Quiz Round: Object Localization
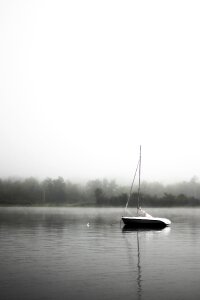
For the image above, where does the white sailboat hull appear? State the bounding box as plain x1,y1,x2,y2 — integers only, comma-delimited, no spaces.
122,216,171,228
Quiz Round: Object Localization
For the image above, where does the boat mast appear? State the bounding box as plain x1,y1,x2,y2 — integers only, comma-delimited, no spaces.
137,145,141,214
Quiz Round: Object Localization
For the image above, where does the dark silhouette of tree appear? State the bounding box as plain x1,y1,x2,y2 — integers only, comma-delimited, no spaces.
94,188,104,205
0,177,200,207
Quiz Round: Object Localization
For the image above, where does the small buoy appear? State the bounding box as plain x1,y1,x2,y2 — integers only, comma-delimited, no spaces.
87,222,90,227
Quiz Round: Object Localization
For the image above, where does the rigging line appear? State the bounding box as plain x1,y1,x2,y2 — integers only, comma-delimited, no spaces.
124,157,140,215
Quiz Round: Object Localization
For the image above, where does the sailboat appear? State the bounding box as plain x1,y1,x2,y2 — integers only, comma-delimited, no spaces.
121,146,171,228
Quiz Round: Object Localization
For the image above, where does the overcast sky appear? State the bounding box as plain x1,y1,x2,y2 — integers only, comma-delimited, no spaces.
0,0,200,184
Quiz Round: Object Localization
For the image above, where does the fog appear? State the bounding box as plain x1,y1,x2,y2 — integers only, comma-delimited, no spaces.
0,0,200,184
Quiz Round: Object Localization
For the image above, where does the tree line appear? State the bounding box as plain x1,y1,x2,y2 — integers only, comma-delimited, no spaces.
0,177,200,206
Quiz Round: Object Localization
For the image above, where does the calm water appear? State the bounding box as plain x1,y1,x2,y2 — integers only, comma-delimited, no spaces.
0,207,200,300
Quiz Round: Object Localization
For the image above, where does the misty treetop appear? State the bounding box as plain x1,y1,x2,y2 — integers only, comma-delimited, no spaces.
0,177,200,206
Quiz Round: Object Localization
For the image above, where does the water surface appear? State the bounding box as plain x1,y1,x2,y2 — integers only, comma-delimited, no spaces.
0,207,200,300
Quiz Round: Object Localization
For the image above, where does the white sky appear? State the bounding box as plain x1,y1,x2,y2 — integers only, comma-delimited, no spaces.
0,0,200,184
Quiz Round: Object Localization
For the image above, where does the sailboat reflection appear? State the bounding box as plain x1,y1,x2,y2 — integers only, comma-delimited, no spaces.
122,227,170,300
122,224,171,231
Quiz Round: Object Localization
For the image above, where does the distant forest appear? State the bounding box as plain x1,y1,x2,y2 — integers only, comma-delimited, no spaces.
0,177,200,207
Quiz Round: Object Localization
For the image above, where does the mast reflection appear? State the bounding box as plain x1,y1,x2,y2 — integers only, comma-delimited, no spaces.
136,231,142,300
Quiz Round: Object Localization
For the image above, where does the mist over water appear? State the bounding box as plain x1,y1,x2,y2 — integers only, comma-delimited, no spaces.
1,207,200,300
